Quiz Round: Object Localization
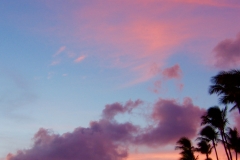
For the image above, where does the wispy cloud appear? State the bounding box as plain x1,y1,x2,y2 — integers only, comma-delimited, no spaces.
176,0,240,8
29,1,240,85
74,55,86,63
53,46,66,57
51,46,86,66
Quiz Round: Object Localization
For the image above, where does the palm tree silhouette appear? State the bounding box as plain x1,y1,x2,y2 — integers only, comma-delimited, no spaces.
176,137,197,160
226,127,240,160
199,125,219,160
201,106,232,160
209,69,240,113
195,139,212,160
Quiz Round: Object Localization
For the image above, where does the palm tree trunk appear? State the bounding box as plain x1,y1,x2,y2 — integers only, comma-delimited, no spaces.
223,131,233,160
212,140,219,160
235,151,237,160
221,131,231,160
206,153,209,160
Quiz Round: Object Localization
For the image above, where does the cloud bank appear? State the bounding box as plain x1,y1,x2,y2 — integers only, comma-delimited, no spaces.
6,98,204,160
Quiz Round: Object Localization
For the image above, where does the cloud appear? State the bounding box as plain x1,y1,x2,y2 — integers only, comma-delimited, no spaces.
162,64,182,80
8,1,240,86
74,55,86,63
102,100,143,120
51,46,85,65
6,127,128,160
176,0,240,8
6,98,205,159
62,0,238,85
152,80,162,94
135,98,205,146
6,100,142,160
150,64,183,94
53,46,66,57
90,120,139,143
51,46,66,66
213,33,240,69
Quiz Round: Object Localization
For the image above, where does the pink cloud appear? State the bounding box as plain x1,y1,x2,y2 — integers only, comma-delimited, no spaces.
150,64,183,93
17,1,240,85
177,83,184,91
43,1,194,85
135,98,205,146
152,80,162,94
74,55,86,63
70,0,237,68
177,0,240,8
213,33,240,69
53,46,66,57
162,64,182,80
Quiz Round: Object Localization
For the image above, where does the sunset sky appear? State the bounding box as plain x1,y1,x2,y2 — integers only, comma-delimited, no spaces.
1,0,240,160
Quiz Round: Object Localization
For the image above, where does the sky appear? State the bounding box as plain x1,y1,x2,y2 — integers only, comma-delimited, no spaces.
1,0,240,160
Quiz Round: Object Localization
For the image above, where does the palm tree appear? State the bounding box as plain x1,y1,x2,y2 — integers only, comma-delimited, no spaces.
226,127,240,160
209,69,240,112
176,137,197,160
201,106,232,160
195,139,212,160
199,125,219,160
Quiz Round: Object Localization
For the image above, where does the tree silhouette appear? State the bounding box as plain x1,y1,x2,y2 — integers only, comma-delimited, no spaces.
195,139,212,160
209,69,240,113
199,125,219,160
226,127,240,160
201,106,232,160
176,137,197,160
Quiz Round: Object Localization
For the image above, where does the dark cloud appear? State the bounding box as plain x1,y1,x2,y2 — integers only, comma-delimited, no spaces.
134,98,205,146
6,100,142,160
90,120,139,142
6,98,204,159
7,127,128,160
102,99,143,120
213,33,240,69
